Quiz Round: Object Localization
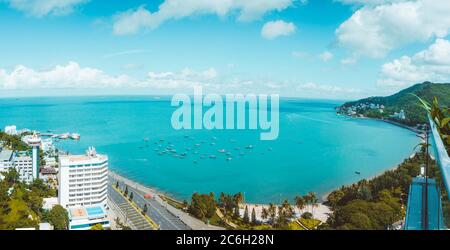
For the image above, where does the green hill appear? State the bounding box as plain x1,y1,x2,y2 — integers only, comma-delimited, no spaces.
338,82,450,126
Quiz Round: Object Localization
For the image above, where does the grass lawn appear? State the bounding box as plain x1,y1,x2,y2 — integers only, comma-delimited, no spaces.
288,221,306,230
299,218,321,230
159,195,186,210
206,213,227,227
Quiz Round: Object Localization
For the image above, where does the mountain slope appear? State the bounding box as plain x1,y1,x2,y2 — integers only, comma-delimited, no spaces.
339,82,450,126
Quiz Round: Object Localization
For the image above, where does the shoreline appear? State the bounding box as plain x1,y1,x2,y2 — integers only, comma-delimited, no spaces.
337,112,424,134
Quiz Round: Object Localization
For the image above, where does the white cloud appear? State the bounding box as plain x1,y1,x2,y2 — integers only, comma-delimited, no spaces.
0,62,131,90
378,39,450,89
4,0,88,17
336,0,450,58
0,62,221,91
319,51,333,62
113,0,297,35
261,20,296,39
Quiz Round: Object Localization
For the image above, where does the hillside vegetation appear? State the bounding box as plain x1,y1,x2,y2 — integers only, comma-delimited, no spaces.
339,82,450,126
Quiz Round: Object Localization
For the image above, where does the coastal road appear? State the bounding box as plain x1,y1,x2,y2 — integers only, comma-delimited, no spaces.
111,177,191,230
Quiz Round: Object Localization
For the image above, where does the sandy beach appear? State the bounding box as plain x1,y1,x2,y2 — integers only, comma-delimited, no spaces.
239,203,331,223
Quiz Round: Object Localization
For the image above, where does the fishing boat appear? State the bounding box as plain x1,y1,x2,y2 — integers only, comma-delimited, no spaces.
58,133,70,139
70,133,80,140
245,145,253,149
218,149,226,153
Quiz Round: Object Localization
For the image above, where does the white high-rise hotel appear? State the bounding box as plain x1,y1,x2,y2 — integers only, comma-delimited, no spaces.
58,147,108,208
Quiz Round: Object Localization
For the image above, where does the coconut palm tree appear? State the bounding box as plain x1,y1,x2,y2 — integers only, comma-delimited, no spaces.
261,207,269,222
268,203,277,225
309,192,318,217
303,193,311,213
294,196,305,215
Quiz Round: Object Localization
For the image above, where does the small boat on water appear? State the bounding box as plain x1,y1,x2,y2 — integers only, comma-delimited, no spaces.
218,149,226,153
71,133,80,140
209,155,216,159
355,171,361,175
58,133,70,139
226,157,232,161
210,142,216,146
245,145,253,149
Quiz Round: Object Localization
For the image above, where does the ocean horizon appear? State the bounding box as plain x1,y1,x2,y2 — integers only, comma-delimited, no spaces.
0,96,419,203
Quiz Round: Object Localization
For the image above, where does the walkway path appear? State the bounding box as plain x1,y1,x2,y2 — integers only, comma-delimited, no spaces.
108,185,154,230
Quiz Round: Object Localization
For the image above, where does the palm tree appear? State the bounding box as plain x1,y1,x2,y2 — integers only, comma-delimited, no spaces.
294,196,305,215
234,192,244,206
303,193,311,213
309,192,318,217
278,200,294,226
219,192,226,209
261,207,269,222
268,203,277,225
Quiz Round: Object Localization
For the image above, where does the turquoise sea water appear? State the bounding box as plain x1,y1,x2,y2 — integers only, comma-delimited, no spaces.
0,96,418,203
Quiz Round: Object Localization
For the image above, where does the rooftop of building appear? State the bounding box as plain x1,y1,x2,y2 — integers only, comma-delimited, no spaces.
60,147,107,166
68,205,106,220
40,167,57,174
0,149,13,161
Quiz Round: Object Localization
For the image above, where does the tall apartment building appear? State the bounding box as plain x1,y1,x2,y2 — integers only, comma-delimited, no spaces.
0,148,33,183
0,149,13,174
58,147,108,208
13,152,33,183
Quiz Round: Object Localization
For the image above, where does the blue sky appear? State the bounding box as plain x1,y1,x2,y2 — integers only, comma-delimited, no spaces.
1,0,450,99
